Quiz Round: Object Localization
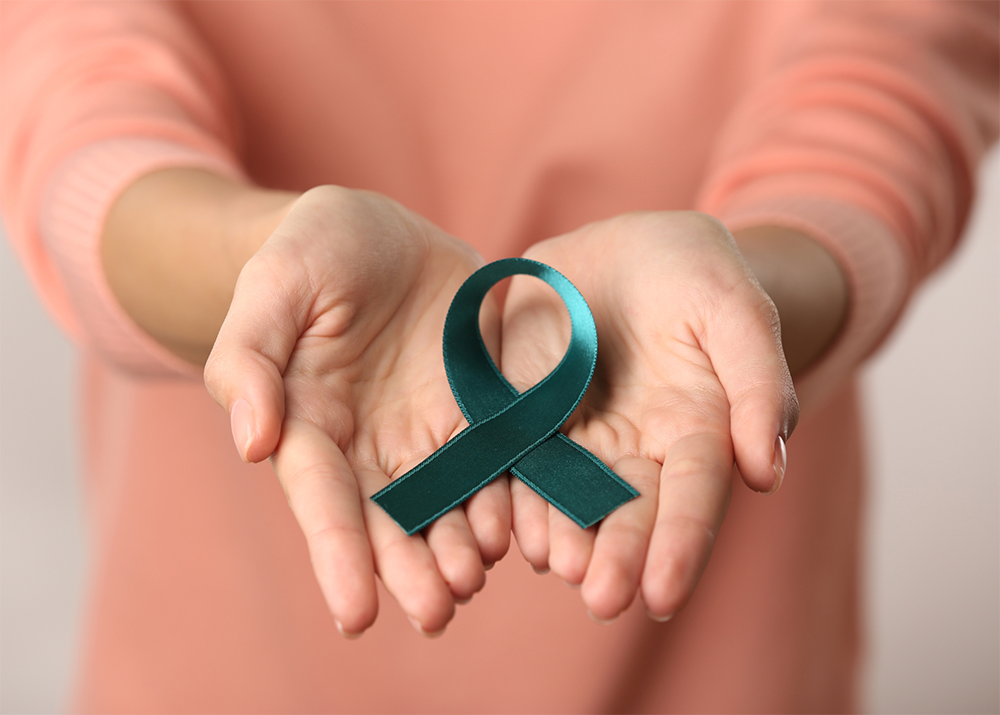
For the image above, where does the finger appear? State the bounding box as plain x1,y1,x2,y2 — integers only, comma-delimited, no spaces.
581,456,661,623
270,418,378,637
641,432,733,620
705,287,798,494
204,255,306,463
547,506,595,587
463,475,512,568
424,507,487,603
510,476,551,572
357,469,456,636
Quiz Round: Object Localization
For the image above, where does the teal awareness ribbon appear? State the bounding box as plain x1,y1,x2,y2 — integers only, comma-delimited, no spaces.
372,258,639,536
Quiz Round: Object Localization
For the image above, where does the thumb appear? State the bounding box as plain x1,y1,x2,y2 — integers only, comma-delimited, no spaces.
705,286,799,494
204,254,303,463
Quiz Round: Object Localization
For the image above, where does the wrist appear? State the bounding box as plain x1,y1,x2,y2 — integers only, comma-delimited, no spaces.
733,226,849,376
102,168,298,365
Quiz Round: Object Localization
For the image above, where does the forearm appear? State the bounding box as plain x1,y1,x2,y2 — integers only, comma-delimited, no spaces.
102,168,299,365
734,226,848,377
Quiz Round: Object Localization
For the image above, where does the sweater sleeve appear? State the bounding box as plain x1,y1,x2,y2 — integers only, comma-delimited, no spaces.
696,0,999,409
0,0,246,376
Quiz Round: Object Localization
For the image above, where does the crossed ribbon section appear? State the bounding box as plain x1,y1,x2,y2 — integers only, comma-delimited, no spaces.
372,258,639,535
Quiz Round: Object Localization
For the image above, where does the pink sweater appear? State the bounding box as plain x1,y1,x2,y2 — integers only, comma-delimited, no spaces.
2,2,996,712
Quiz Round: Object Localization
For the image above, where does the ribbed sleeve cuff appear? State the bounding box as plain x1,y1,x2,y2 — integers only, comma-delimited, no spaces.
714,196,911,410
39,137,245,378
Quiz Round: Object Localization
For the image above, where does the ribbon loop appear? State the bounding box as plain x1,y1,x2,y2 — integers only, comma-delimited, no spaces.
372,258,638,535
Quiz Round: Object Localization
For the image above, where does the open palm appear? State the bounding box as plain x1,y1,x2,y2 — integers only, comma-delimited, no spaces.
500,212,798,622
205,187,508,637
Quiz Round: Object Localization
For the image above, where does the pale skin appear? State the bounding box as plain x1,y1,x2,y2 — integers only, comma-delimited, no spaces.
102,168,847,635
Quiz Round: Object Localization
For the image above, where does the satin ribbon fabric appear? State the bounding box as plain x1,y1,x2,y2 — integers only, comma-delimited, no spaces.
372,258,638,535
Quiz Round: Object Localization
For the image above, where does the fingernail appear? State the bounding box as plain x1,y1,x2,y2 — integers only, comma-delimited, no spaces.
484,562,495,571
768,434,787,495
646,609,674,623
455,596,472,605
563,580,581,590
588,609,618,625
531,565,550,575
334,619,363,640
408,616,444,638
230,399,256,462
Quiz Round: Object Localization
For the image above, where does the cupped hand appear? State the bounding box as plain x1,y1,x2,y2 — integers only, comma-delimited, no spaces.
500,211,799,623
204,187,510,637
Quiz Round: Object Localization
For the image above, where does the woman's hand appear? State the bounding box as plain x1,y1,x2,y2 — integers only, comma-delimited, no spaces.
197,186,510,637
107,171,509,636
500,211,800,623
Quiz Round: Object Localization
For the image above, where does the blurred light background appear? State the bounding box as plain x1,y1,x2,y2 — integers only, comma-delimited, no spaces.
1,149,997,714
